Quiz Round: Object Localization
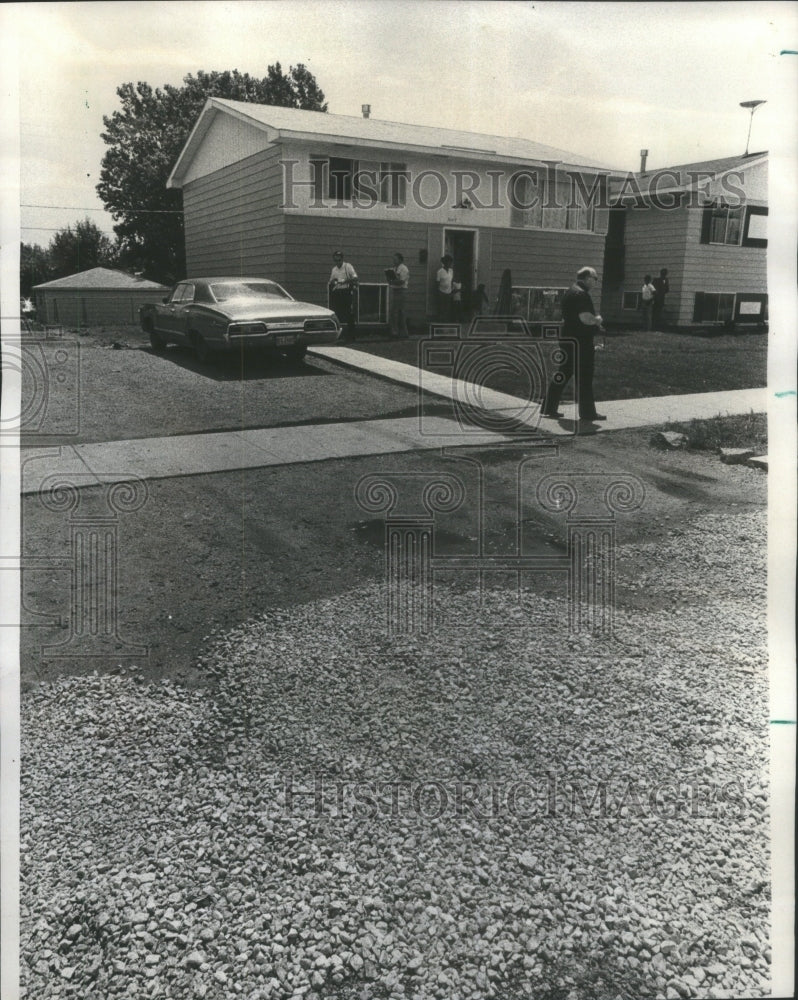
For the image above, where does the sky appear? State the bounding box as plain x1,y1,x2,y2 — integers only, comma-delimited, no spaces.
2,0,797,246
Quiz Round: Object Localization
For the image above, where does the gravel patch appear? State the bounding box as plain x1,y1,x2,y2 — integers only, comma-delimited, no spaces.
21,507,770,999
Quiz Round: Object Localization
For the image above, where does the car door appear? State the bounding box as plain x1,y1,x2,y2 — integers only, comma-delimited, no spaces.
169,283,196,342
159,283,188,337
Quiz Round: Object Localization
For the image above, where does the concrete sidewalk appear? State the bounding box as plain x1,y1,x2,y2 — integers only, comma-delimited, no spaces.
311,345,767,433
21,344,766,495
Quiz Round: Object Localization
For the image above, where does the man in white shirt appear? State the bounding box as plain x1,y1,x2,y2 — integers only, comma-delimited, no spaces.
640,273,656,331
436,254,454,320
387,252,410,339
328,250,358,340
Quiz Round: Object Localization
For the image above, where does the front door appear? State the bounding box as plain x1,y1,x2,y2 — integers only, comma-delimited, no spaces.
443,229,477,314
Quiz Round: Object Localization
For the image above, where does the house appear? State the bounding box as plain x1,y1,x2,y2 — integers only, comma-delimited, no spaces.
167,99,615,328
32,268,169,326
601,152,768,329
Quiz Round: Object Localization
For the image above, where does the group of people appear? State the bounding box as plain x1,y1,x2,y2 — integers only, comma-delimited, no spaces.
330,249,658,428
328,248,410,341
327,250,490,342
640,268,670,331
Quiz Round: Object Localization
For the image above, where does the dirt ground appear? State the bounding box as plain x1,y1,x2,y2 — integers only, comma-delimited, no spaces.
21,425,766,688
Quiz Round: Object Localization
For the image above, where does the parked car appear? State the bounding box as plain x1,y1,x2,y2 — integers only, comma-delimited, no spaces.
140,277,340,362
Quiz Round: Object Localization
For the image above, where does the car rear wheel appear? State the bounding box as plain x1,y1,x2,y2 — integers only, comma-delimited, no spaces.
283,345,308,362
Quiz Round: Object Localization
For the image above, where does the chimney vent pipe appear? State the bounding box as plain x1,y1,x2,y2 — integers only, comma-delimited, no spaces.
640,149,649,173
361,104,371,119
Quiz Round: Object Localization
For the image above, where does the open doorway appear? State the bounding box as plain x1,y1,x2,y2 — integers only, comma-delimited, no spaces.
443,229,477,315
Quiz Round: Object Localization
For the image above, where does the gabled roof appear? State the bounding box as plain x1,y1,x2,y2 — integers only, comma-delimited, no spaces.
33,267,168,291
631,151,767,196
168,98,614,188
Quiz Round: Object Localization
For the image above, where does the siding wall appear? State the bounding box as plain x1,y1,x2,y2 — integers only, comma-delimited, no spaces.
602,200,768,327
679,206,767,325
490,228,607,313
36,289,166,326
283,214,430,321
283,215,605,322
182,145,285,279
602,206,690,325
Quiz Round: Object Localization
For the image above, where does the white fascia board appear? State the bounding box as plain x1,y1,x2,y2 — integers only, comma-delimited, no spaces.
273,128,613,175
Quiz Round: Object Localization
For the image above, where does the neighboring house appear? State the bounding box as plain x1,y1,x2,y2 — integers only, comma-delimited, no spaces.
33,268,169,326
602,152,768,329
167,99,615,327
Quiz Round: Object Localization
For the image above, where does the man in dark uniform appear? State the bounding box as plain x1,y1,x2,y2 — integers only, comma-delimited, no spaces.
652,267,670,331
541,266,606,422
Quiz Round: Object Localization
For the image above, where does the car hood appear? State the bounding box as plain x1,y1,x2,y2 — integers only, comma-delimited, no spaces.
214,299,337,322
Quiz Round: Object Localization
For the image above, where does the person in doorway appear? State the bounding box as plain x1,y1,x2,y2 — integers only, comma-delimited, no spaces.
641,273,656,331
387,252,410,339
652,267,670,331
328,250,358,341
471,283,490,317
541,266,606,423
436,255,454,321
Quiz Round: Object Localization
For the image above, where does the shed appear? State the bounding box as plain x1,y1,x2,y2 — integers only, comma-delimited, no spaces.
32,268,169,327
601,152,768,329
167,99,617,328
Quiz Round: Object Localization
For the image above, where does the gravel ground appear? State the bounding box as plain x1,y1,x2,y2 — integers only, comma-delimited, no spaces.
21,505,770,1000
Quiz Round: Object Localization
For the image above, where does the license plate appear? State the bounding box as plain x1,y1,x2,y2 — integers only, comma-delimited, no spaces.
275,334,295,346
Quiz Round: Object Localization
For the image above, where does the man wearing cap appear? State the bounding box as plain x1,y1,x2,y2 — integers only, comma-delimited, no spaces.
328,250,358,341
541,266,607,423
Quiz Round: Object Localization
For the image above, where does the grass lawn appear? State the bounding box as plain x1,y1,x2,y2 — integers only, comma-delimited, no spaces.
346,325,768,402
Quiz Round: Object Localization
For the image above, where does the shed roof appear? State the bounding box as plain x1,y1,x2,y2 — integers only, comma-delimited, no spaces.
33,268,168,291
168,98,614,188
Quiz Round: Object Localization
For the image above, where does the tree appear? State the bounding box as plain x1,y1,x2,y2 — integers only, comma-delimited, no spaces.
20,242,52,296
48,218,116,279
97,65,327,284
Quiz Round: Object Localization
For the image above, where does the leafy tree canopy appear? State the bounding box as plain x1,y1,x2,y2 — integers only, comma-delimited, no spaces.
20,219,117,296
48,218,117,279
97,66,327,284
20,242,53,296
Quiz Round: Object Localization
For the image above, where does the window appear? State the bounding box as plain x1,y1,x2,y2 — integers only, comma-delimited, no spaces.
380,162,408,207
510,173,595,231
742,206,768,248
311,156,358,202
329,157,355,201
623,292,641,311
700,203,743,245
693,292,735,323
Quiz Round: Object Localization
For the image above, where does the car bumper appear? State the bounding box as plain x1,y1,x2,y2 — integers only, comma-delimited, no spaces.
223,328,340,350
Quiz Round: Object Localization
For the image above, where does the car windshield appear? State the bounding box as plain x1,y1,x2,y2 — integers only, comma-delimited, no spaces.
209,281,291,302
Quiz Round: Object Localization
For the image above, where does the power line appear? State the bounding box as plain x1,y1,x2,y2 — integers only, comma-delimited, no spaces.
21,204,184,215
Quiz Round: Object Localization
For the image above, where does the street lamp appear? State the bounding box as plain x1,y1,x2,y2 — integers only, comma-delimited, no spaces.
740,100,766,156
